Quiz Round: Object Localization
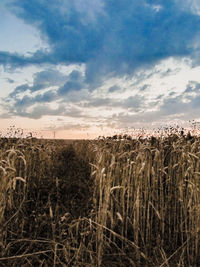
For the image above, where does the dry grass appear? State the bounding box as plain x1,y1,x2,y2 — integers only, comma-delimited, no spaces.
0,134,200,266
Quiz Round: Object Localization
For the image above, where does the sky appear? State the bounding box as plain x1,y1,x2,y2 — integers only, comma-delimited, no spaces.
1,0,200,139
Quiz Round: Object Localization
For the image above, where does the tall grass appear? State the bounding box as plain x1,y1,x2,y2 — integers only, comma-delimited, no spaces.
0,145,26,251
89,135,200,266
0,134,200,266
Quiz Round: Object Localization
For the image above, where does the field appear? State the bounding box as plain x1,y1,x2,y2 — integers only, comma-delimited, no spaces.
0,133,200,266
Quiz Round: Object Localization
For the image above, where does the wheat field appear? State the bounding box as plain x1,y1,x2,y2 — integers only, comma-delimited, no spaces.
0,133,200,266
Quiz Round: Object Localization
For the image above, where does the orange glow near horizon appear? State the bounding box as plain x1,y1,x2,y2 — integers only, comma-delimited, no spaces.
0,127,104,139
1,124,200,140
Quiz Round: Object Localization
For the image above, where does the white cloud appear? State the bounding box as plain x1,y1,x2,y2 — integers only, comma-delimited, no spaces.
2,56,200,137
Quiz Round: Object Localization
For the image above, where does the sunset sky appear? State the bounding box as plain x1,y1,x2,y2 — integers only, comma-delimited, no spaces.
1,0,200,139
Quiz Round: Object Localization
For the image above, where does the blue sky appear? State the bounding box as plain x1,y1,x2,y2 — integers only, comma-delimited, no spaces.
1,0,200,138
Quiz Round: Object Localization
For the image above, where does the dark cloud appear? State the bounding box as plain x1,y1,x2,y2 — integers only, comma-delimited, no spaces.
61,89,90,103
7,68,81,101
69,70,83,81
0,50,51,69
57,69,85,95
106,80,200,127
58,81,83,95
30,69,68,91
35,90,57,103
108,85,121,92
81,94,144,112
13,90,57,108
8,83,29,99
3,67,88,119
1,0,200,81
7,78,15,83
4,73,200,125
7,101,85,119
63,107,86,118
184,81,200,93
83,97,112,108
122,95,144,111
4,79,145,119
160,67,181,77
0,51,27,69
20,68,69,93
21,105,64,119
168,91,176,96
156,94,164,100
6,88,57,117
2,0,200,123
160,95,187,115
139,84,150,91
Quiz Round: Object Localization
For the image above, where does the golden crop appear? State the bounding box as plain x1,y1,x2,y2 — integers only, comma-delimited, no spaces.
0,134,200,266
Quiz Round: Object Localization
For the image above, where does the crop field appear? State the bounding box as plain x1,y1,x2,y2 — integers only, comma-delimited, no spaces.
0,133,200,266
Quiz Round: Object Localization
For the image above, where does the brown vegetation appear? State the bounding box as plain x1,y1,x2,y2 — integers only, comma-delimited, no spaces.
0,134,200,266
